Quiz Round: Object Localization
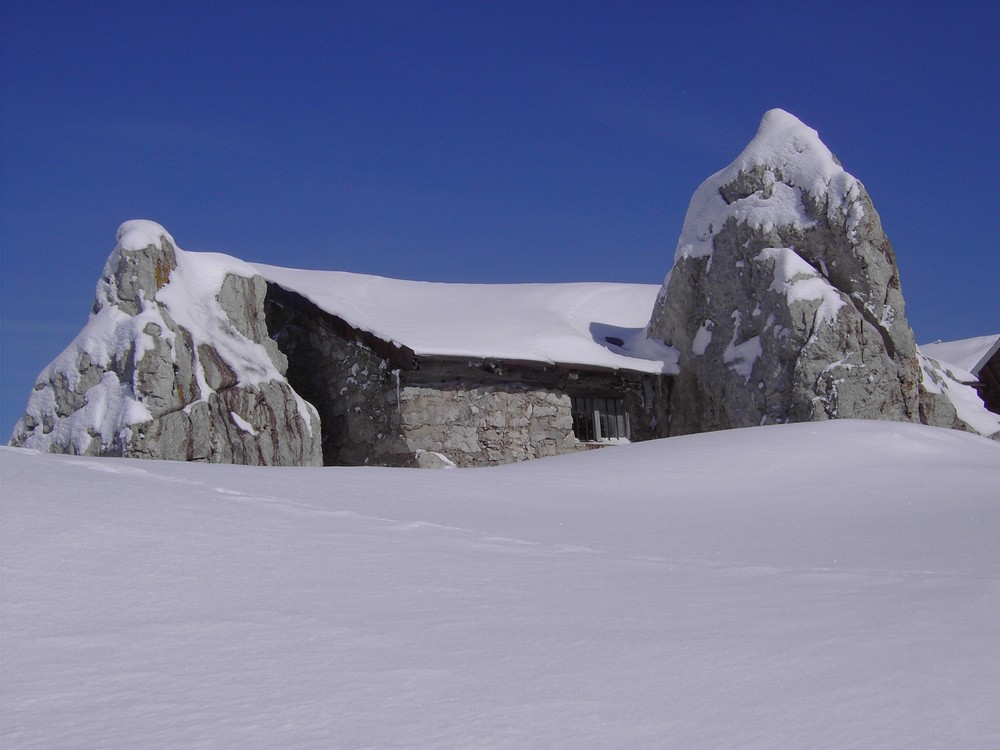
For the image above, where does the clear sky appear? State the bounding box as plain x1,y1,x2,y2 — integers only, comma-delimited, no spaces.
2,1,998,438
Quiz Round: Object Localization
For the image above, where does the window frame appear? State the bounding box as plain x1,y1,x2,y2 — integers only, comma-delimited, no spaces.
570,395,630,443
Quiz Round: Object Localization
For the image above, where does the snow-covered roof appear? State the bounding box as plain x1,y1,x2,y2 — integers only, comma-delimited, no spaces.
919,334,1000,377
253,263,679,375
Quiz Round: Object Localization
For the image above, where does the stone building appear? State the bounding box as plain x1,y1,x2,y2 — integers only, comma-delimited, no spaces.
256,265,678,467
11,113,998,467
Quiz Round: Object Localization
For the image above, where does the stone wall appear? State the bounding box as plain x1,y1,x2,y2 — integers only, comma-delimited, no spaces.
396,368,670,467
265,287,412,466
397,381,577,467
391,361,669,468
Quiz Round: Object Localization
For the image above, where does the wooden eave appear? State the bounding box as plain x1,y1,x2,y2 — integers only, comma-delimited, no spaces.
418,353,662,379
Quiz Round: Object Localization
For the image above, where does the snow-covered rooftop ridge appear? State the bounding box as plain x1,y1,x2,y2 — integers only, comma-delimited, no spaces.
673,108,863,263
919,334,1000,376
253,263,679,374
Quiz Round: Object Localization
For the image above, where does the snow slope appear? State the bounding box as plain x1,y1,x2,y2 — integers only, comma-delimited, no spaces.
3,420,999,749
254,263,679,373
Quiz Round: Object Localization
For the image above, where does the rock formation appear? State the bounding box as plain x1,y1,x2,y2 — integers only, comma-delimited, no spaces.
647,109,978,436
10,117,997,466
9,221,322,464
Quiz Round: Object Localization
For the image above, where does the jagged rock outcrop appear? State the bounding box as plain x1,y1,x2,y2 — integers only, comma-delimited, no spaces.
647,109,977,436
9,220,322,464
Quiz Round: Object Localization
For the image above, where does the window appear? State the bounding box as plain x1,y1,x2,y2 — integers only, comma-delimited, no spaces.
571,396,629,442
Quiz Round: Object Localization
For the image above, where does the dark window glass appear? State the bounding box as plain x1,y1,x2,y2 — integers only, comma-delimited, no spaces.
571,396,629,442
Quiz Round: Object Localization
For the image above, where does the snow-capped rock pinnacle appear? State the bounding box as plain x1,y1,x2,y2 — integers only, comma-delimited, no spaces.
9,222,322,464
647,109,974,435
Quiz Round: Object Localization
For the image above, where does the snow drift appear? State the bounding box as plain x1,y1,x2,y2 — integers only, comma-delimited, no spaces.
3,420,999,748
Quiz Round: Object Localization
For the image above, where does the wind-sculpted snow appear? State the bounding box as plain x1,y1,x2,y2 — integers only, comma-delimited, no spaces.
3,420,1000,748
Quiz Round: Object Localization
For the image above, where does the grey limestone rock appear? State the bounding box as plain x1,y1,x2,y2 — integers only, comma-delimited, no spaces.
9,220,322,465
647,109,964,435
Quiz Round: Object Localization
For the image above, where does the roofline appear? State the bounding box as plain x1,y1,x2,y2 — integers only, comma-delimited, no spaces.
971,336,1000,375
418,353,668,378
265,281,671,378
919,334,1000,377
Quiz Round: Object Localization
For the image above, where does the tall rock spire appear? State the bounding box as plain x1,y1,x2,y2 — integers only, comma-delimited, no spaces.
647,109,984,436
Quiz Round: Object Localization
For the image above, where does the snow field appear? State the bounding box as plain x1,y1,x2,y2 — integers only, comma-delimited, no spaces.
2,419,999,748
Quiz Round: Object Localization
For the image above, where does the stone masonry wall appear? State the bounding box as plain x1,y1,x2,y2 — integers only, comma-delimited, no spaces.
397,381,578,467
395,362,670,468
265,290,412,466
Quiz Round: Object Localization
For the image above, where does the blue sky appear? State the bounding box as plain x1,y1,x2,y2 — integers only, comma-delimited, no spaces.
2,1,998,437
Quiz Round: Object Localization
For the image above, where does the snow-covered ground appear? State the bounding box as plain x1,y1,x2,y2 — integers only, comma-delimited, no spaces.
3,420,999,749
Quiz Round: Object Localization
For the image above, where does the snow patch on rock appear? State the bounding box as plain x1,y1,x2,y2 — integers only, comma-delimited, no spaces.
692,321,714,356
756,246,845,324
